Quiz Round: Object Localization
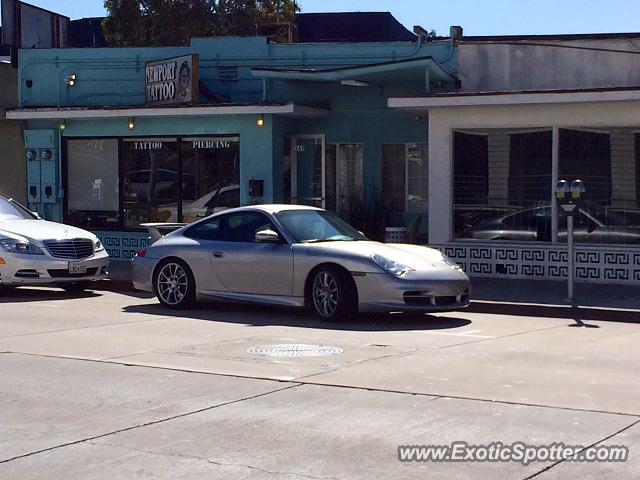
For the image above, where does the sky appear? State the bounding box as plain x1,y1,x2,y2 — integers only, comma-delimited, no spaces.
11,0,640,36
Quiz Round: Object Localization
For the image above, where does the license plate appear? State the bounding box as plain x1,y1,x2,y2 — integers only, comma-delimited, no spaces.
68,262,87,275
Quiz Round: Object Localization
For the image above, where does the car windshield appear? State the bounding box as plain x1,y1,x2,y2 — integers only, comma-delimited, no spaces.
276,210,368,243
0,196,36,220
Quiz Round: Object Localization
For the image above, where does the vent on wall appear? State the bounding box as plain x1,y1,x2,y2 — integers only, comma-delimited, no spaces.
219,66,239,81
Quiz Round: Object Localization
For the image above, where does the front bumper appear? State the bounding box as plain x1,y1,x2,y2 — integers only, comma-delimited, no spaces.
0,251,109,286
354,272,470,313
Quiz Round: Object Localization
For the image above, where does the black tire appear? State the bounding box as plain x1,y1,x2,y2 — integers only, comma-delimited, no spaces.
0,285,14,296
153,258,196,309
308,265,357,321
62,281,92,293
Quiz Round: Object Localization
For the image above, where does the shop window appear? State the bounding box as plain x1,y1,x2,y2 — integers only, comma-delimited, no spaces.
325,144,363,214
509,131,552,204
453,129,552,241
453,132,488,206
180,137,240,223
559,129,611,205
558,128,640,245
66,139,119,230
122,138,179,228
381,143,427,214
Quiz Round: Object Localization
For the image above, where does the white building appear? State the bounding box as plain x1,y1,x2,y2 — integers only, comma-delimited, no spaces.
391,32,640,284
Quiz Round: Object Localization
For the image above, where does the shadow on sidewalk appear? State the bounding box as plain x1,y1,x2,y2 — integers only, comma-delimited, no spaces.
122,301,473,332
468,302,637,324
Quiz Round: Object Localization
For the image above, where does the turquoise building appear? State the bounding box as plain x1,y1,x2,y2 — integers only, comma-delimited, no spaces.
9,30,459,259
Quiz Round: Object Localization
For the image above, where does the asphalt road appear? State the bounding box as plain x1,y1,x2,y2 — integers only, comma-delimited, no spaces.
0,286,639,479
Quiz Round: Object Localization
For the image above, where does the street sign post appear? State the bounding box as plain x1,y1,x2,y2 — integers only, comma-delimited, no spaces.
555,179,586,302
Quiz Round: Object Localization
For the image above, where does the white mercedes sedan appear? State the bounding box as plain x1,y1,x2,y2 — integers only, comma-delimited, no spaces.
132,204,470,321
0,194,109,292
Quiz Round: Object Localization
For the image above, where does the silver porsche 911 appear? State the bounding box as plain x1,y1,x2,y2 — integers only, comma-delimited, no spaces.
132,205,470,320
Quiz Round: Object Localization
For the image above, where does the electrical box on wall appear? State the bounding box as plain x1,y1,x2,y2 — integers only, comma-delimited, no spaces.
24,130,58,208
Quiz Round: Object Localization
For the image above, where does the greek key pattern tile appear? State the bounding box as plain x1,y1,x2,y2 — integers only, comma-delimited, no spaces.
96,232,150,260
439,243,640,285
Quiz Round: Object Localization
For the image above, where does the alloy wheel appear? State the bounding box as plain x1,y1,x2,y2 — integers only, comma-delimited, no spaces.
156,262,189,306
312,271,339,317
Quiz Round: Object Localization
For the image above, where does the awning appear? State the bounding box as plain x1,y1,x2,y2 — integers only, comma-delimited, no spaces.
388,87,640,113
5,101,328,120
252,56,457,88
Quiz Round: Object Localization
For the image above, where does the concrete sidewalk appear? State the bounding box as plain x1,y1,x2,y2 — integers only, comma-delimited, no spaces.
101,260,640,318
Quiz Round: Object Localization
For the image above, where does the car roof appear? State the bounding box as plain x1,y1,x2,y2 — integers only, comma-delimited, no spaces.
220,204,324,215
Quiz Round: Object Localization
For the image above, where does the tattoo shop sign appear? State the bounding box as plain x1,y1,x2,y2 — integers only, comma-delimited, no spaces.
145,54,200,105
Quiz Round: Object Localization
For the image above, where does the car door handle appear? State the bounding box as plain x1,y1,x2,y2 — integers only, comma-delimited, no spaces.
212,251,224,258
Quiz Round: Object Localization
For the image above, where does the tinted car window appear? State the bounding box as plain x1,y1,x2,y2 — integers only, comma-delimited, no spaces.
222,212,274,243
184,217,222,240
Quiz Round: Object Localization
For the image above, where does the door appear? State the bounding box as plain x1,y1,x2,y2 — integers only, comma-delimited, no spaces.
210,211,293,295
290,135,326,208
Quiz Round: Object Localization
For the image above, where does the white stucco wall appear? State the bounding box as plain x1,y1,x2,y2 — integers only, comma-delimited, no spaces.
458,39,640,92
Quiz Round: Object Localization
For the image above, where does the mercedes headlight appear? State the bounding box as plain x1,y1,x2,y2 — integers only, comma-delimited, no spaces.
94,239,105,252
0,237,45,255
371,253,413,277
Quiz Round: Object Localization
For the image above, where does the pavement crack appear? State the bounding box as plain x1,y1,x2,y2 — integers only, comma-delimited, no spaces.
88,441,338,479
435,324,566,350
523,418,640,479
0,382,302,465
0,316,172,340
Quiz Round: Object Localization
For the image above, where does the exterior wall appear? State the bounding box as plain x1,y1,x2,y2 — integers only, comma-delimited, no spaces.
458,39,640,92
15,36,449,256
19,37,456,108
0,65,26,203
17,36,445,221
427,98,640,284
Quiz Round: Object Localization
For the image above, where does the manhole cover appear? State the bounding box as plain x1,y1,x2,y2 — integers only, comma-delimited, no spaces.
247,344,344,358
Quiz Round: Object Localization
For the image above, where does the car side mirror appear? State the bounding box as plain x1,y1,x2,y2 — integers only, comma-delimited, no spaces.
31,211,42,219
255,229,281,243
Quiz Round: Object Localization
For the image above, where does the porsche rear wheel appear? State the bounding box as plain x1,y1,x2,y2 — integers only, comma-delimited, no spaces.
154,259,196,309
309,266,357,321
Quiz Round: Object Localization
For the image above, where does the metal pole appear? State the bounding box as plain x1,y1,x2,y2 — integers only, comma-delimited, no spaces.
567,215,574,302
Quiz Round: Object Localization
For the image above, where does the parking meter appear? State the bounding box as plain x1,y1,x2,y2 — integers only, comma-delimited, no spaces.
555,179,586,302
555,179,575,215
570,179,585,206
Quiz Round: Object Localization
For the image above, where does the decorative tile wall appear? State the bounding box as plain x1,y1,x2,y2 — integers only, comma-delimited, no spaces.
438,242,640,285
96,231,150,261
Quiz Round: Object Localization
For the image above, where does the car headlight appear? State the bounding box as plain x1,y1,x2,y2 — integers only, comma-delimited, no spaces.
94,239,105,252
371,253,413,277
0,238,45,255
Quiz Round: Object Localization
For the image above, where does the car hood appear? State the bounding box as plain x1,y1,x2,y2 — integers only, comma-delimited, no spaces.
302,241,464,276
0,219,96,243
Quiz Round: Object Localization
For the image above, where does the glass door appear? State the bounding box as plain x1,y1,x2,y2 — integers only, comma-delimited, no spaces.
290,135,326,208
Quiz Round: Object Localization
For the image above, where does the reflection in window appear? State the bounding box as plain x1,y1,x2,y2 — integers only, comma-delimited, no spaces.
222,212,273,242
381,143,428,213
454,129,552,241
557,128,640,244
559,129,611,205
325,144,363,214
66,139,119,230
180,137,240,223
122,139,179,228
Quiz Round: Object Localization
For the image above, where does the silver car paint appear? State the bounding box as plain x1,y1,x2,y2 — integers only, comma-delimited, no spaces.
132,205,470,312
